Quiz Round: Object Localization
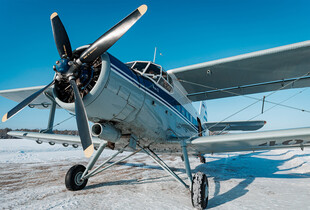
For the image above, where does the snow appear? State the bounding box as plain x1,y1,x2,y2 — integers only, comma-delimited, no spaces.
1,138,310,209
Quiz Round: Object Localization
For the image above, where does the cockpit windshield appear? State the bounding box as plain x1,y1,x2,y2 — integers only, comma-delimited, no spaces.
125,61,174,92
144,63,161,82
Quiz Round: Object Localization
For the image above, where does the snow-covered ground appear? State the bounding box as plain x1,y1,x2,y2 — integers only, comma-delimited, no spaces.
1,138,310,210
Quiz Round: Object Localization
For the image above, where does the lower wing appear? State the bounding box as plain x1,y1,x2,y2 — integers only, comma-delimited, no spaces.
190,127,310,154
8,131,106,147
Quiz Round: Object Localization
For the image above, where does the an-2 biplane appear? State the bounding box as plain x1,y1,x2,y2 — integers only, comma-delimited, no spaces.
2,4,310,209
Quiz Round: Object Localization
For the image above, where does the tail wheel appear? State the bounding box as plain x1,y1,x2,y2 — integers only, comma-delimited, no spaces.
65,164,88,191
191,172,209,209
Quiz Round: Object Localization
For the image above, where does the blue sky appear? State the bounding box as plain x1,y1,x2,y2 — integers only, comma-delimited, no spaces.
1,0,310,131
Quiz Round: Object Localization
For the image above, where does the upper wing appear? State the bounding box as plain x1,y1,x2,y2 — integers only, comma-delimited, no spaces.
8,131,105,147
168,41,310,101
0,86,57,109
190,127,310,154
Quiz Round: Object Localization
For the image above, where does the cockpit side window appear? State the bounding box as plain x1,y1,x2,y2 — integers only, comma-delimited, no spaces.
158,70,173,92
168,74,173,86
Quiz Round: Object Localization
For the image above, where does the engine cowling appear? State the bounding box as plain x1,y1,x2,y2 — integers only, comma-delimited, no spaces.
53,49,145,126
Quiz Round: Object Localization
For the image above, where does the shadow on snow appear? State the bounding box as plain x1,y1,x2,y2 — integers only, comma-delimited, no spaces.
82,149,309,208
195,150,310,208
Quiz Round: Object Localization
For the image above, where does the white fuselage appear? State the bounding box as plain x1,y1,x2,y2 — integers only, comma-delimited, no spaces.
55,53,202,148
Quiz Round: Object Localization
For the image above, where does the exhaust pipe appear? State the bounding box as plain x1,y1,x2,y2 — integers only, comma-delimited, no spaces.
91,123,121,142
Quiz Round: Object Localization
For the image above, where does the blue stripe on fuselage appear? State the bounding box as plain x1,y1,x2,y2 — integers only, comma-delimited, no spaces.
108,53,198,131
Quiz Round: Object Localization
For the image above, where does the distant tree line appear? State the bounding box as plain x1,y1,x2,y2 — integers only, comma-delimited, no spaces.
0,128,78,139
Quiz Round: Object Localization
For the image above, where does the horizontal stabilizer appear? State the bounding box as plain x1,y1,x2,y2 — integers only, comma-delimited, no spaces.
191,127,310,154
204,120,266,132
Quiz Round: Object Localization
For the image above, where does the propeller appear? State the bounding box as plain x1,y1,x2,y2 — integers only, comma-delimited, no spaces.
50,12,72,58
70,79,94,157
2,5,148,158
79,4,147,63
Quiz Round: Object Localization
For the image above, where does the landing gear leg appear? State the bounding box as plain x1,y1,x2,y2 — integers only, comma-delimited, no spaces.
180,141,192,184
181,141,209,209
138,145,189,188
65,142,142,191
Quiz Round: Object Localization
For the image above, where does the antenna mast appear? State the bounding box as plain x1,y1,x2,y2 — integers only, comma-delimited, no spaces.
153,47,157,63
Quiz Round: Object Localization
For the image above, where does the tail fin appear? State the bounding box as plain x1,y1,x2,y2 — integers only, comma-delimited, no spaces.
199,101,208,124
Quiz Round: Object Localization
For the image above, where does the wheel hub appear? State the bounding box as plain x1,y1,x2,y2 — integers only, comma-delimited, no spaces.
74,171,84,186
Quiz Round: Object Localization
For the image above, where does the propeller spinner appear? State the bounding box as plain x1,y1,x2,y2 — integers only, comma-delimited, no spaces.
2,5,148,158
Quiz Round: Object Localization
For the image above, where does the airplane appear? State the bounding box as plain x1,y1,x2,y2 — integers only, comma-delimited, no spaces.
1,4,310,209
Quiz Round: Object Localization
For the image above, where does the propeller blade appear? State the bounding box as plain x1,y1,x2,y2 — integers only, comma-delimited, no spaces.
69,79,94,158
79,4,147,63
2,80,55,122
51,12,72,58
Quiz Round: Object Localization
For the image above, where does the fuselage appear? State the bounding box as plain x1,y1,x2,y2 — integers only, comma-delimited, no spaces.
54,52,204,148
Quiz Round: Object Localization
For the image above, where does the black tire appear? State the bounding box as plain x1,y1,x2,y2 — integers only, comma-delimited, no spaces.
49,141,55,145
36,140,43,144
72,144,79,148
62,143,69,147
191,172,209,209
65,165,88,191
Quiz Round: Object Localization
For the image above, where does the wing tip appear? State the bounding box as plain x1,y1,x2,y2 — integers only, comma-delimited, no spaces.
2,113,7,122
138,4,148,15
50,12,58,20
84,144,94,158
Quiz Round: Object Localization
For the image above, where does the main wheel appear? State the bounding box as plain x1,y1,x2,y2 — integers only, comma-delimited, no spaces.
191,172,209,209
65,164,88,191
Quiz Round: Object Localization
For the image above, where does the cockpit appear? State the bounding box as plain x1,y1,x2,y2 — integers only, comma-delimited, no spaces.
125,61,173,92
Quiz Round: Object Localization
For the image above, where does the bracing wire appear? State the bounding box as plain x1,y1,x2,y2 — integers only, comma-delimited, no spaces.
248,88,309,121
179,71,310,139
